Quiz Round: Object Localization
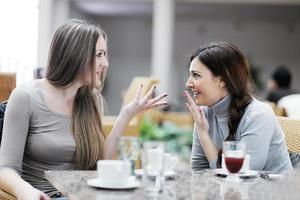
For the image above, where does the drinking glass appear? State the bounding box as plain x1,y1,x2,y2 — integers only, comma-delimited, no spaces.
222,141,246,182
118,136,141,175
142,141,165,194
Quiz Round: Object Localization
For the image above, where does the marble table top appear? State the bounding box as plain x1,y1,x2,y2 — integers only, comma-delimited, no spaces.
45,169,300,200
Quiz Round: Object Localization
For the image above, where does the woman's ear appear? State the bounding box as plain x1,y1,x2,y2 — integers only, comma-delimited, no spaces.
218,78,226,88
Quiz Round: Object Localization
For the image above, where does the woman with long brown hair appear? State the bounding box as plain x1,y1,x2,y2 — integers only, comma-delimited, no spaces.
184,42,292,173
0,19,167,199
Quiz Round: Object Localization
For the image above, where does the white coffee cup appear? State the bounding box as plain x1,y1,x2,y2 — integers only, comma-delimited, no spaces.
164,153,178,173
222,154,250,173
97,160,131,185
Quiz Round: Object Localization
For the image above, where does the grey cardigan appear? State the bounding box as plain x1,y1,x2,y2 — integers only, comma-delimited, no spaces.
190,95,293,174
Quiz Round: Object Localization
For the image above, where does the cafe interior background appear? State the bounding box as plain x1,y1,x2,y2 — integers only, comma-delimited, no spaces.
1,0,300,164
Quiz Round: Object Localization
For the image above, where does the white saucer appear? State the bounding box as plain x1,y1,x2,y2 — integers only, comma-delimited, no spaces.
87,176,141,189
214,168,258,178
135,169,176,178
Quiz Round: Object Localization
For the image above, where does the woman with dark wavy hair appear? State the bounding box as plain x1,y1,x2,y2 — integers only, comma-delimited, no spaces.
184,42,292,173
0,19,167,199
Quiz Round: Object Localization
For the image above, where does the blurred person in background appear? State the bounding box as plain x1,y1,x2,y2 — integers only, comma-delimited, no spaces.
0,19,167,200
266,65,296,104
184,42,292,174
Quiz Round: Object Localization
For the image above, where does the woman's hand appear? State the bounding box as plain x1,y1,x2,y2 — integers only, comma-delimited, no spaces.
17,187,51,200
184,91,218,163
184,91,209,133
36,190,51,200
121,84,168,119
105,84,167,159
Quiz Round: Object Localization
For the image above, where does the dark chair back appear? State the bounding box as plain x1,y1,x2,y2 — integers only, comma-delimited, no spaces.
0,101,7,146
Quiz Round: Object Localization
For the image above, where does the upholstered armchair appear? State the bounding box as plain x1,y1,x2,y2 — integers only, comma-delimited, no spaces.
0,73,16,102
0,73,17,200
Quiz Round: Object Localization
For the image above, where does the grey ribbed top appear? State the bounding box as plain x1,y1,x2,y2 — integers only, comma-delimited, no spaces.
0,80,75,197
190,95,293,174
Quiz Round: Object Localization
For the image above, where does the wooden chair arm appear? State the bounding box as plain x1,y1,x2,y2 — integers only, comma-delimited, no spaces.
0,189,16,200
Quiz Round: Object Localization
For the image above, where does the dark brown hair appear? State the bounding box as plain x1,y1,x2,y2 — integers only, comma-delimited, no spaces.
190,42,253,166
46,19,107,169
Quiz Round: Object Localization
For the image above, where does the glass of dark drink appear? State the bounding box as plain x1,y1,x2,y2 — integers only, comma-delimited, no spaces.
223,141,246,182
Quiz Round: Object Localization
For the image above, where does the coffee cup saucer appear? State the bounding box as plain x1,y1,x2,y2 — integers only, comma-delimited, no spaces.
87,176,140,189
214,168,258,178
134,169,176,178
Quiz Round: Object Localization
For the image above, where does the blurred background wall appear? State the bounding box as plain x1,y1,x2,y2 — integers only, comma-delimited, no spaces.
1,0,300,114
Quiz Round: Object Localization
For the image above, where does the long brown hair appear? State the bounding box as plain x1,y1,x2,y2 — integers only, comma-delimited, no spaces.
190,42,253,165
46,19,107,169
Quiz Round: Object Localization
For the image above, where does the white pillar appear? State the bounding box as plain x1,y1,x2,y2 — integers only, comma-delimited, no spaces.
151,0,175,100
37,0,70,69
52,0,70,31
37,0,53,69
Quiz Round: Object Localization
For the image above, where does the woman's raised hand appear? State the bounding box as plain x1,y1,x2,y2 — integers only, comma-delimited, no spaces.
184,91,209,133
122,84,168,118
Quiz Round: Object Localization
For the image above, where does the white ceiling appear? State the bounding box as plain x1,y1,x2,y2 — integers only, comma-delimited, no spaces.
72,1,152,16
180,0,300,4
71,0,300,22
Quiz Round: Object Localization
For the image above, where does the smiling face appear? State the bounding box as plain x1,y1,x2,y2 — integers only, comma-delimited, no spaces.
82,35,109,88
94,36,108,88
186,58,228,106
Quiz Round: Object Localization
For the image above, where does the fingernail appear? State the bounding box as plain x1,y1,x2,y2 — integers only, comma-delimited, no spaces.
154,85,156,89
140,84,143,88
163,94,168,97
164,103,168,105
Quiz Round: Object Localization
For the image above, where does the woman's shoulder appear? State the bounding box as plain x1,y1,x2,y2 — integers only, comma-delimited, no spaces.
9,79,42,102
246,97,274,114
243,97,276,122
20,79,41,89
238,97,280,137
